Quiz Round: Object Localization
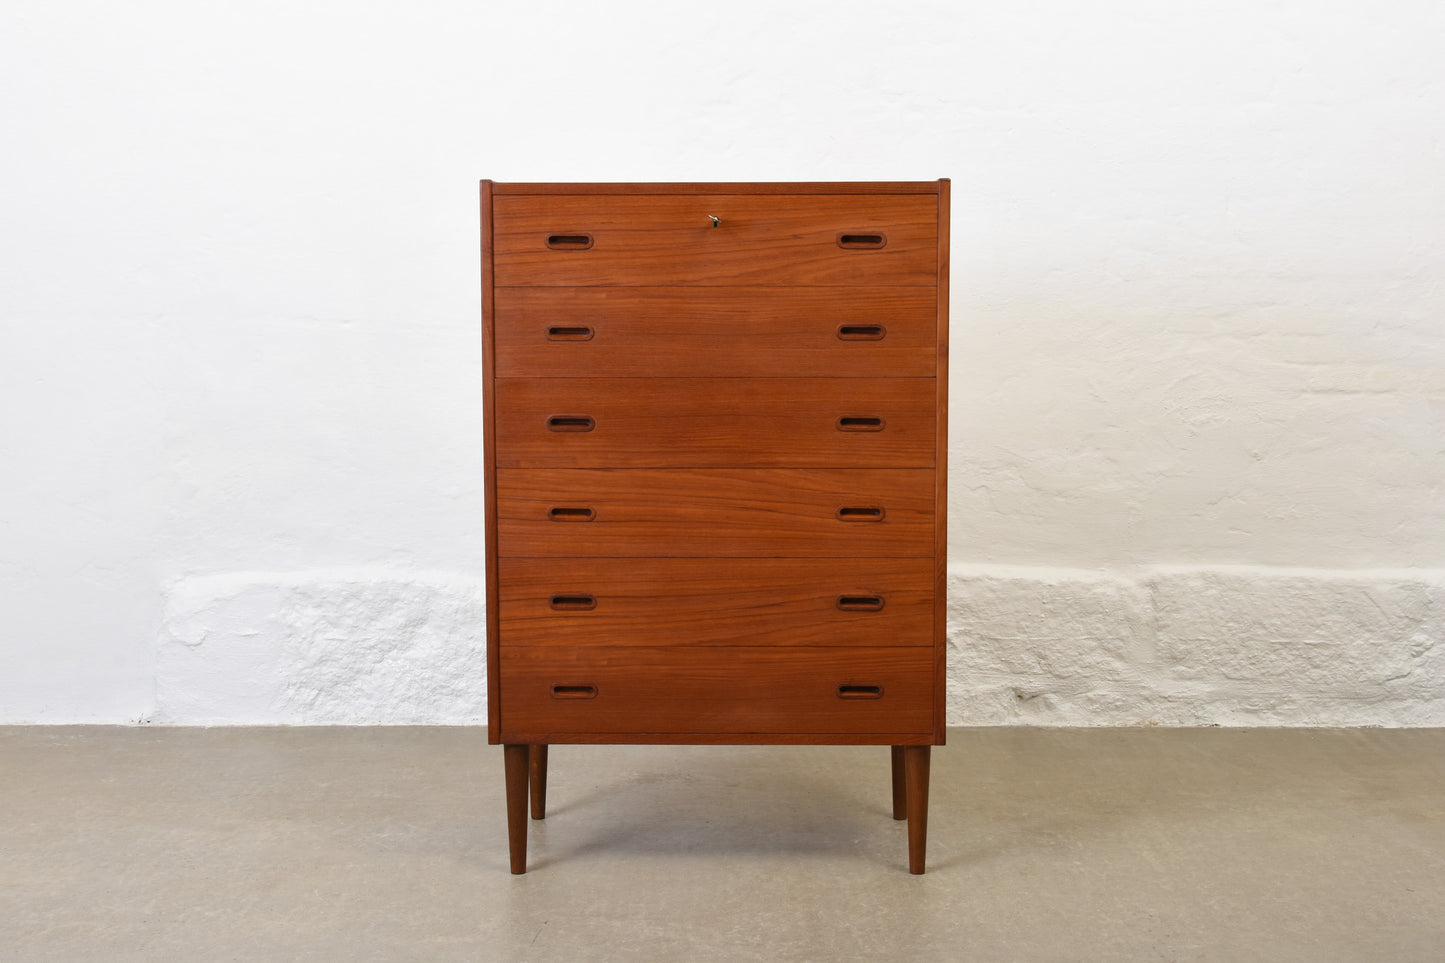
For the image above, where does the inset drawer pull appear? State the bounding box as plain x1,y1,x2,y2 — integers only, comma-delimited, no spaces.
547,325,594,341
836,324,886,341
837,416,885,432
837,595,885,612
547,415,596,432
837,232,887,250
551,683,598,699
837,506,885,521
837,684,884,700
546,233,594,250
549,507,595,521
549,594,597,611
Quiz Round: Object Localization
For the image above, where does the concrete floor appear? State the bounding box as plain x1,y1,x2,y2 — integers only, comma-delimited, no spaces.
2,728,1443,962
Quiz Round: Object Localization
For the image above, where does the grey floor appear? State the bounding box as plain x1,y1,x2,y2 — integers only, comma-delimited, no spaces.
2,728,1443,962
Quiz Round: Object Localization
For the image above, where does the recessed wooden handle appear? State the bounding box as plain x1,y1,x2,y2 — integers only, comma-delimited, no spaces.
546,233,594,250
551,683,598,699
837,232,887,250
837,684,884,700
547,325,594,341
547,415,595,432
549,594,597,611
837,506,885,521
836,324,886,341
549,507,595,521
837,595,885,612
837,416,885,432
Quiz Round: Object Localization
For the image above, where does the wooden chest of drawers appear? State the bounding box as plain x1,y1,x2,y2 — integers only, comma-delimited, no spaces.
481,180,949,873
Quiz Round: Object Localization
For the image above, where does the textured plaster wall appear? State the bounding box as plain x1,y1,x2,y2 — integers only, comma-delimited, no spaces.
2,1,1442,724
949,567,1445,725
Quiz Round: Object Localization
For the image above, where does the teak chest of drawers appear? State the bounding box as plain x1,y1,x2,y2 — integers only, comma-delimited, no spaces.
481,180,949,874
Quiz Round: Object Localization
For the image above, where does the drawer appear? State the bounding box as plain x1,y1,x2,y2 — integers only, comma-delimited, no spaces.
493,378,936,468
492,286,937,378
495,468,934,557
498,557,933,647
492,194,938,286
498,646,934,737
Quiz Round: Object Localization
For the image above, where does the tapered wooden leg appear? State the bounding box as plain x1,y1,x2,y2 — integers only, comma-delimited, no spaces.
529,744,549,820
890,746,907,820
904,745,931,874
504,744,529,874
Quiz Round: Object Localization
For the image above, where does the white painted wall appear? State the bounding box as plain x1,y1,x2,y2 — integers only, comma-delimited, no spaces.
2,1,1441,724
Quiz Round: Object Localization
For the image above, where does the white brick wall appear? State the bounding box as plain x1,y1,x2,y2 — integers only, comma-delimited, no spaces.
153,566,1444,726
949,566,1445,726
157,572,486,725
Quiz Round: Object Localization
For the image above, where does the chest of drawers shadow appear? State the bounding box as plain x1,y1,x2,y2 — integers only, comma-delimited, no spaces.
481,180,949,873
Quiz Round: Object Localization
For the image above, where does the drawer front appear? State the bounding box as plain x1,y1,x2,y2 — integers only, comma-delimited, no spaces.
498,557,933,647
499,646,934,736
495,468,934,557
494,378,935,469
493,194,938,286
493,286,937,378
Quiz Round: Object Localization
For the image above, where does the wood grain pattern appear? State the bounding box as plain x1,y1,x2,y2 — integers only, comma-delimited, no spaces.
493,182,944,195
495,731,937,746
905,745,931,873
933,178,950,746
504,744,528,873
493,195,938,286
494,378,935,468
481,179,502,744
496,468,934,558
497,557,933,647
493,286,937,379
499,646,934,737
